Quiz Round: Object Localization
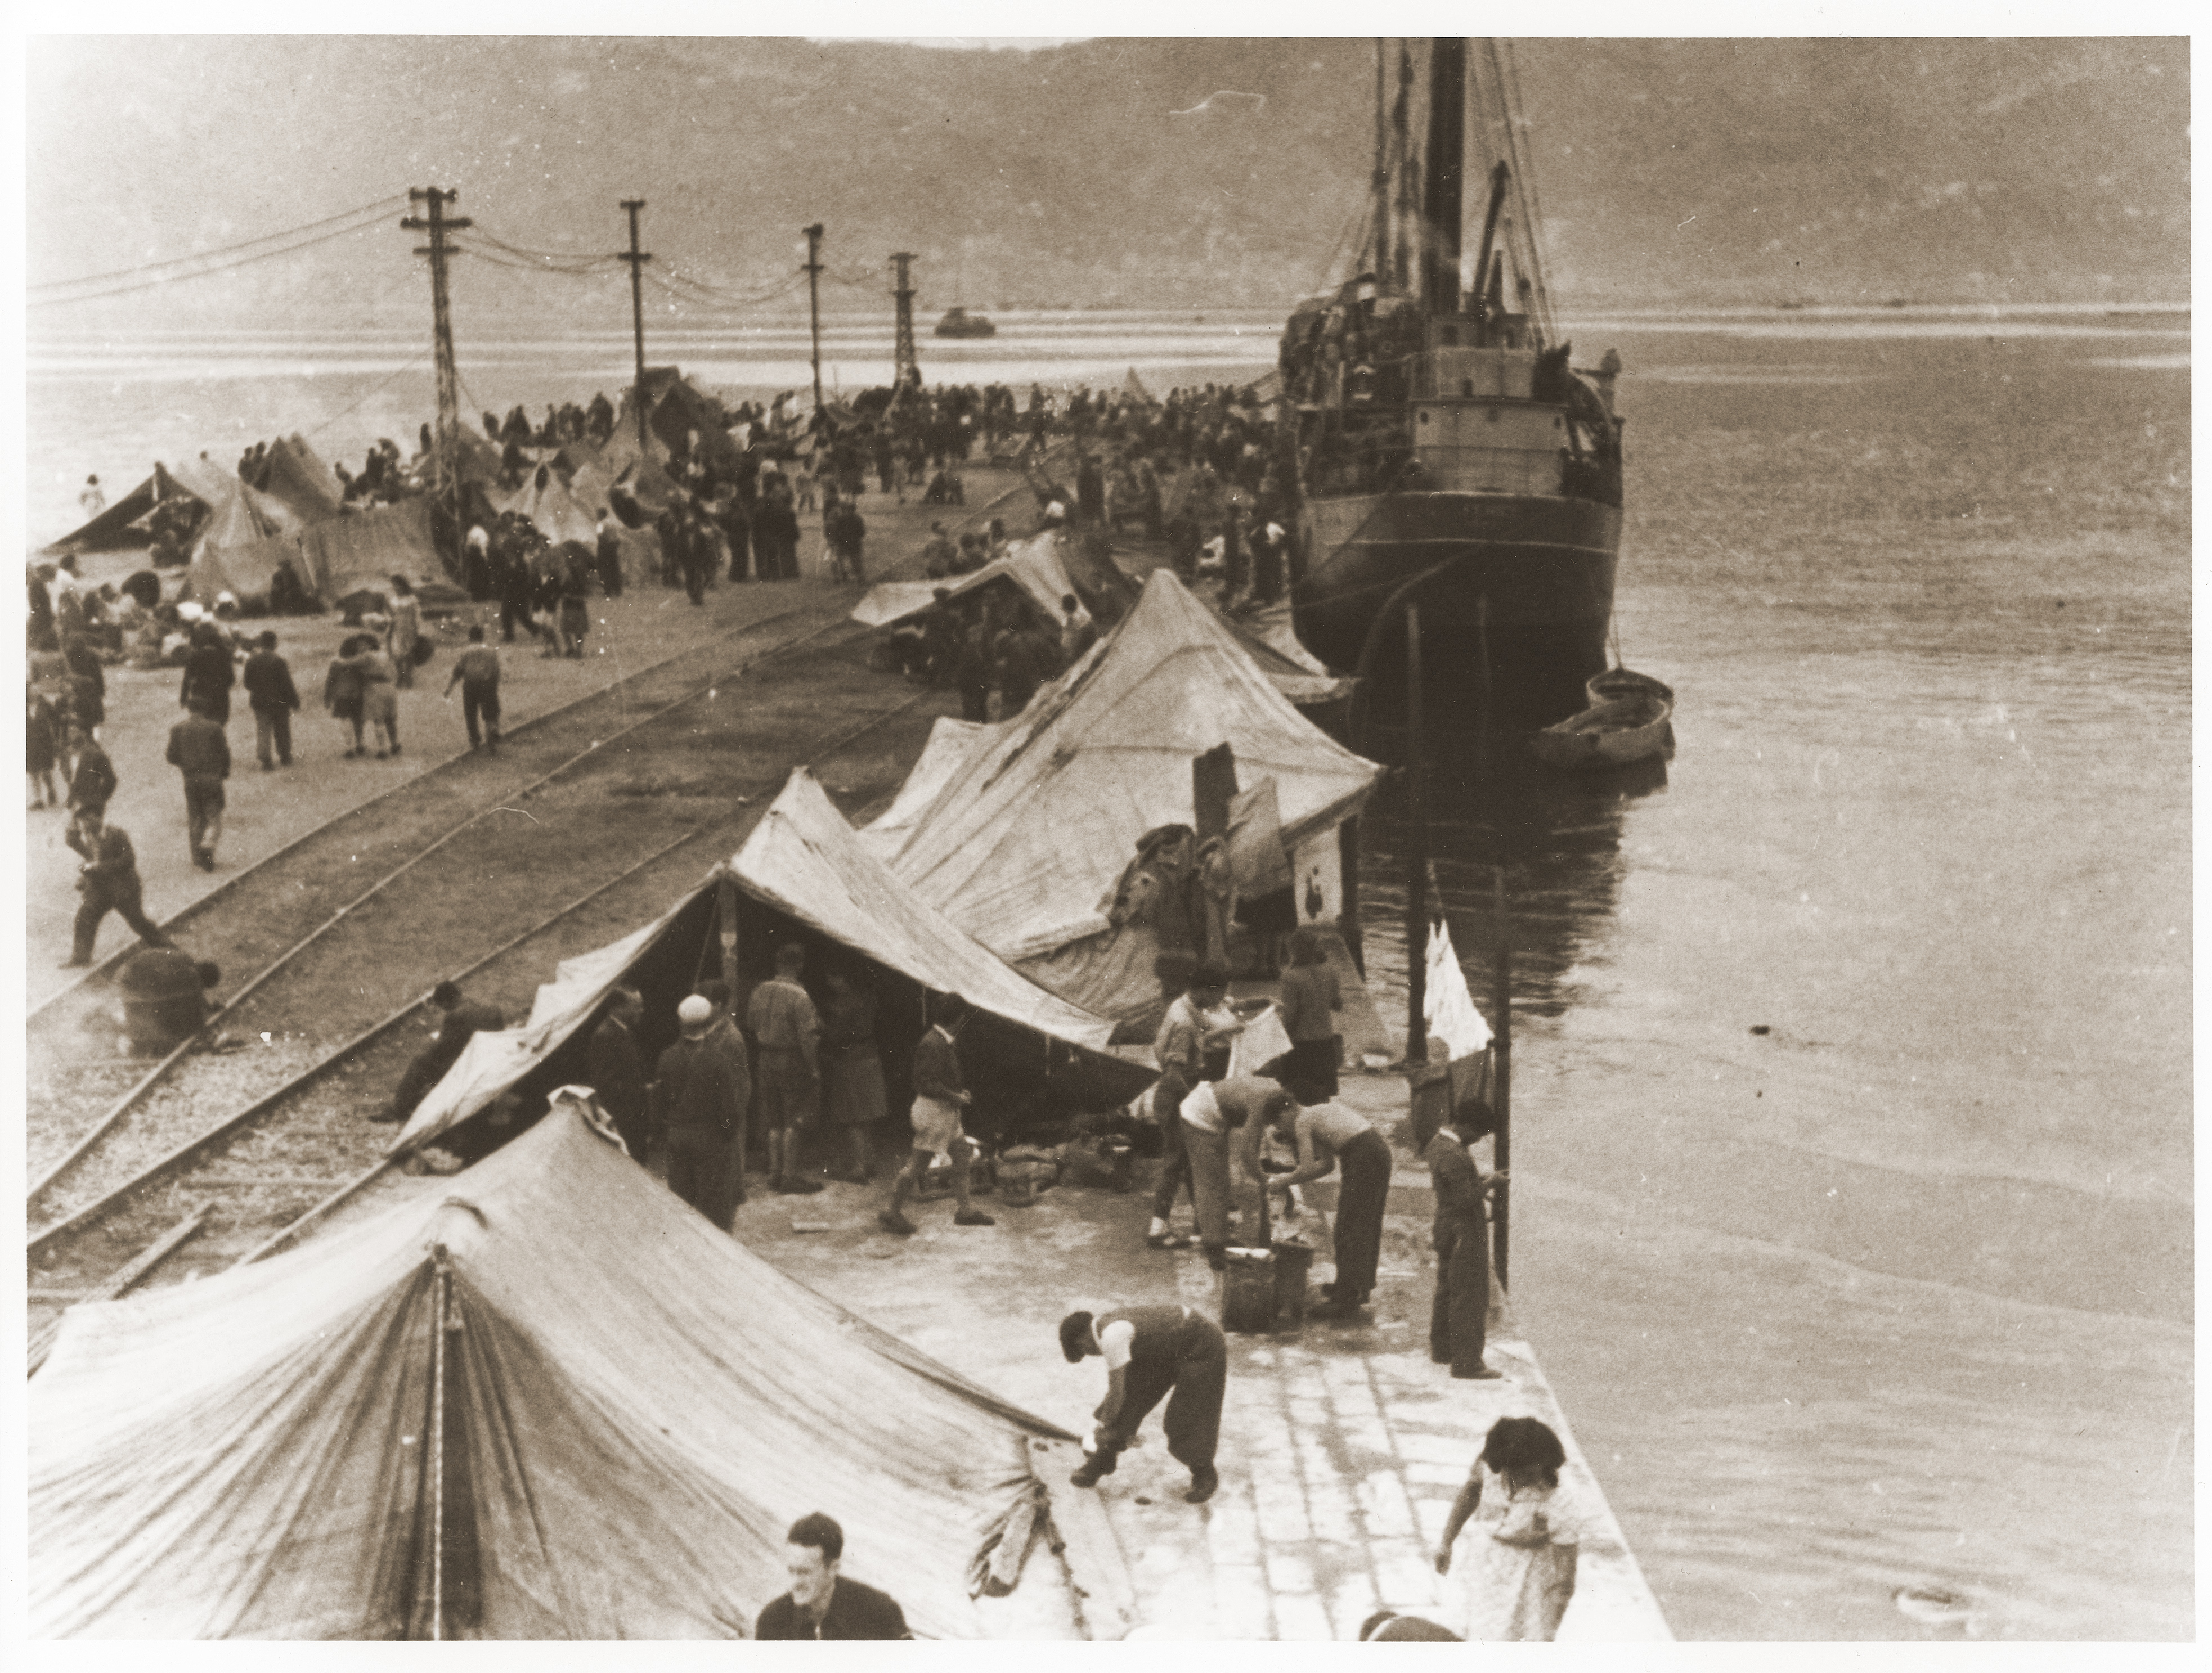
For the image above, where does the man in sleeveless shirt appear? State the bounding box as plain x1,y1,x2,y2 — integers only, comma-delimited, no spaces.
1058,1305,1227,1503
1264,1086,1394,1319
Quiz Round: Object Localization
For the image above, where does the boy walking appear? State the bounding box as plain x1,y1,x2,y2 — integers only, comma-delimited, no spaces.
242,630,301,769
165,698,230,870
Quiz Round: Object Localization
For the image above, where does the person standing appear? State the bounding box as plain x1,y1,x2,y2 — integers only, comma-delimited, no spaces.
61,635,106,743
373,979,504,1125
952,622,993,723
177,622,235,726
1059,1305,1226,1504
692,978,753,1228
557,545,591,657
585,986,652,1164
445,625,502,750
1426,1108,1507,1380
1434,1417,1583,1640
165,698,230,871
652,995,744,1220
1146,962,1240,1252
386,577,421,689
79,473,106,519
348,634,401,758
594,512,626,598
28,684,61,808
1275,927,1343,1098
242,630,300,770
1263,1089,1392,1318
1058,593,1096,664
62,813,173,966
877,991,994,1236
755,1513,909,1640
818,967,886,1184
747,943,825,1195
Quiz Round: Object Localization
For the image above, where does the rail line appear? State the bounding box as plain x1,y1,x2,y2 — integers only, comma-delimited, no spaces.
25,667,941,1357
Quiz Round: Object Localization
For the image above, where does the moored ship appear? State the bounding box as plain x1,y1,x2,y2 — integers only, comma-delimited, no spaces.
1281,39,1626,731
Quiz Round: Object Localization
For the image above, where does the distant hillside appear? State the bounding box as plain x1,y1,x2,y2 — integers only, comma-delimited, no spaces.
26,36,2188,333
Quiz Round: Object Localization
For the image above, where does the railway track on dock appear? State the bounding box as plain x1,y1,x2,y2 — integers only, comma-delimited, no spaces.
25,457,1059,1365
25,617,946,1365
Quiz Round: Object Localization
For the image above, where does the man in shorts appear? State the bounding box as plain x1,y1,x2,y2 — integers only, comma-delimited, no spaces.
877,991,995,1237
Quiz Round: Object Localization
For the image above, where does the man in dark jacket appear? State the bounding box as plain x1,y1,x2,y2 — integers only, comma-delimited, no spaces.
165,699,231,870
652,995,743,1217
242,630,301,770
63,813,174,966
755,1513,908,1640
375,979,505,1125
594,513,625,599
585,986,650,1163
67,733,118,824
178,624,235,725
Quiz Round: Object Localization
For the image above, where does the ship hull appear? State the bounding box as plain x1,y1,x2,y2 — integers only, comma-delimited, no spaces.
1293,489,1621,730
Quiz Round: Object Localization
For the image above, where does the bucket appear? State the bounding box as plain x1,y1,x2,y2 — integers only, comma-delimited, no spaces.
1220,1246,1277,1334
998,1164,1040,1207
1271,1240,1316,1326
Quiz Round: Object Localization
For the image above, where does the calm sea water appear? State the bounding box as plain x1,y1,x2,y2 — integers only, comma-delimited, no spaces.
24,304,2192,1638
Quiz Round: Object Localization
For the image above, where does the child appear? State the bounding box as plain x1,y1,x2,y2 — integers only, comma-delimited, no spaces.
1434,1416,1585,1640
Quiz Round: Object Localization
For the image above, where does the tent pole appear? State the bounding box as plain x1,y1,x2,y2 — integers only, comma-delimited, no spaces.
719,873,741,1006
427,1247,451,1642
1491,865,1512,1291
1405,599,1428,1063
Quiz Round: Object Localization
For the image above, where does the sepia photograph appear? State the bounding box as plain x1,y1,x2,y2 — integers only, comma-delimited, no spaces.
11,13,2192,1644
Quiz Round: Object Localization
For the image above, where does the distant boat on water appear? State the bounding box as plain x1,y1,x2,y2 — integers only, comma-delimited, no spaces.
934,307,996,339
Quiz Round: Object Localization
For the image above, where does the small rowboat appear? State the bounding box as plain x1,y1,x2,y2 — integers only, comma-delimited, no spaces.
1531,668,1676,770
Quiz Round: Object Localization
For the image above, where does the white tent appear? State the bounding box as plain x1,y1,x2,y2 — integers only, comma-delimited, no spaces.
497,468,600,547
398,769,1134,1153
30,1100,1123,1640
875,569,1384,1020
859,717,993,860
849,531,1082,629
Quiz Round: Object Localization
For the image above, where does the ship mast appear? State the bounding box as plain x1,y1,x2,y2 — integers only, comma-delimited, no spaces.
1370,38,1390,280
1420,38,1466,314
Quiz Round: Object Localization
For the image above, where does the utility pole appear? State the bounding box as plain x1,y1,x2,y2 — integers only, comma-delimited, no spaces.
802,223,825,410
402,187,470,568
890,252,918,390
1372,39,1390,278
618,199,652,455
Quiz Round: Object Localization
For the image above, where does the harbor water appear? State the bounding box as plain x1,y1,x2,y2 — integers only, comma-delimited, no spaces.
24,303,2191,1638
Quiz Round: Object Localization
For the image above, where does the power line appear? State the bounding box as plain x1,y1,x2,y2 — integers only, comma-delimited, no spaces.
31,193,408,294
29,210,398,309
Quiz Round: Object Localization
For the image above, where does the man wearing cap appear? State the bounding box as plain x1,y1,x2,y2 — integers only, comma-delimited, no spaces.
62,812,173,967
747,945,824,1195
877,991,995,1238
653,995,744,1218
693,978,753,1225
1059,1305,1226,1504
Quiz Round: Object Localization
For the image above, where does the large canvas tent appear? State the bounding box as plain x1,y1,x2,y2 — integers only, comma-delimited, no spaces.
872,570,1385,1022
254,435,347,523
190,497,444,611
496,466,600,548
398,768,1145,1155
29,1100,1128,1639
849,530,1086,629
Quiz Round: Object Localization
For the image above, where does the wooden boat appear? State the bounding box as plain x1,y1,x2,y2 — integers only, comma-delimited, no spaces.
1531,667,1675,770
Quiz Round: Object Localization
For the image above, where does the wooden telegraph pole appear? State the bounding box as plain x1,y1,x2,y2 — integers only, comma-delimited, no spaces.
618,199,653,455
890,252,918,390
402,187,470,565
1404,598,1429,1063
802,223,826,410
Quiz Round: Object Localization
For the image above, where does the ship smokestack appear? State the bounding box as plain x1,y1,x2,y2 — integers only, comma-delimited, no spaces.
1421,38,1466,314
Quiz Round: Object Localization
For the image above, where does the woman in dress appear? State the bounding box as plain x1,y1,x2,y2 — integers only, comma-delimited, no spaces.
386,575,421,688
1434,1416,1584,1641
348,635,401,758
323,634,367,758
818,968,886,1184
